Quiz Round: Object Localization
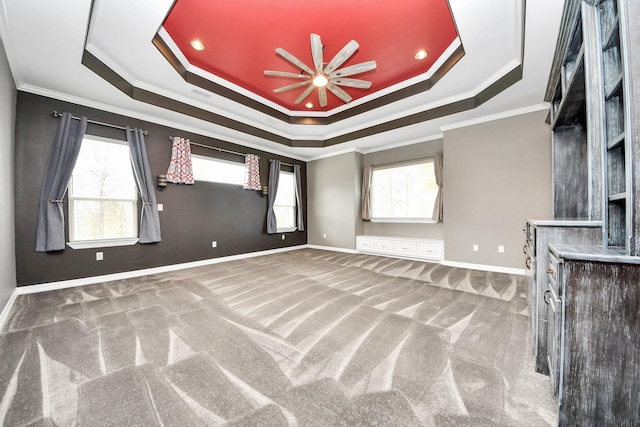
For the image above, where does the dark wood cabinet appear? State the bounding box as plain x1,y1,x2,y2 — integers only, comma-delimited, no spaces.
524,220,600,375
535,0,640,424
547,245,640,426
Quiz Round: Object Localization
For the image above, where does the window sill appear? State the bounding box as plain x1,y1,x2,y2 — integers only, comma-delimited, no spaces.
67,238,139,250
277,227,297,233
370,218,438,224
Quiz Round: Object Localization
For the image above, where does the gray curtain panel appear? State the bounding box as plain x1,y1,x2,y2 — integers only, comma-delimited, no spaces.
432,152,443,221
266,159,281,234
361,164,372,220
36,112,88,252
126,127,161,243
294,164,304,231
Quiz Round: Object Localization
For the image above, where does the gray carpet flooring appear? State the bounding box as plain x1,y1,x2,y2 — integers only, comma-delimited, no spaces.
0,249,557,426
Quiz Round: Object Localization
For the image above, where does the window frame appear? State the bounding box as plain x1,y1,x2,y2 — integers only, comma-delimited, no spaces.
369,157,439,224
274,170,298,233
66,135,140,249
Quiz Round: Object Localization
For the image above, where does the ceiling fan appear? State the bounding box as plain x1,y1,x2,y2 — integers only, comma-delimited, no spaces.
264,34,377,108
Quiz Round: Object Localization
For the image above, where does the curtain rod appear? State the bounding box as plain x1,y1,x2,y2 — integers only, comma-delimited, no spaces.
52,111,148,135
168,136,293,167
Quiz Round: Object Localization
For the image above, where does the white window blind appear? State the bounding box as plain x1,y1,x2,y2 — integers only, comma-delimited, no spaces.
68,136,138,246
274,171,297,231
191,154,245,185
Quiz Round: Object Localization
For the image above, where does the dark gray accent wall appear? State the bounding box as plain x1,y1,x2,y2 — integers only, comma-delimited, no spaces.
14,92,307,286
0,37,17,307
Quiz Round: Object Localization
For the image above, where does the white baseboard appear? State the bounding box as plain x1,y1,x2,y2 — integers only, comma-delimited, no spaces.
0,245,524,332
0,290,19,333
441,259,525,276
306,244,359,254
15,245,307,296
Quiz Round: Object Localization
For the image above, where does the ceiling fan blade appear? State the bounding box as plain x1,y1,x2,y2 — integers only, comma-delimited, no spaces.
327,83,352,103
275,48,315,75
324,40,359,75
310,33,324,74
318,86,328,107
264,70,311,79
273,81,310,93
330,77,372,89
329,60,377,78
294,84,316,104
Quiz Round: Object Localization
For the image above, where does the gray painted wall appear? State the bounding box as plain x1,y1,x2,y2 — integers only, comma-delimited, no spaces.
362,139,444,240
443,109,552,269
307,151,362,249
0,37,17,309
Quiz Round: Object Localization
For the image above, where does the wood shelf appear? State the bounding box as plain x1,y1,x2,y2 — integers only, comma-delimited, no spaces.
607,132,625,150
605,72,623,99
552,45,586,128
608,192,627,202
602,16,620,50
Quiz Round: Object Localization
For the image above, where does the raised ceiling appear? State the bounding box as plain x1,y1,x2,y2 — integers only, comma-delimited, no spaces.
161,0,460,113
0,0,564,160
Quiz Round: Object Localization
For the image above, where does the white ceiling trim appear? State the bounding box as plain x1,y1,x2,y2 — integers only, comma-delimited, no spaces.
319,58,522,142
17,83,310,162
439,102,550,132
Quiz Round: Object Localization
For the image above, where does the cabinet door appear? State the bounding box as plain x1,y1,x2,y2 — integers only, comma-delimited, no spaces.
546,283,562,398
356,237,374,251
394,241,417,257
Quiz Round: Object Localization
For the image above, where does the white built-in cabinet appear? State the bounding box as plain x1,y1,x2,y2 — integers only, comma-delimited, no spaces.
356,236,443,262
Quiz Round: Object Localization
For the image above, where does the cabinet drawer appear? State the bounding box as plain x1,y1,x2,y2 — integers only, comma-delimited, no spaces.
374,239,394,253
417,243,443,260
356,237,374,251
394,241,416,256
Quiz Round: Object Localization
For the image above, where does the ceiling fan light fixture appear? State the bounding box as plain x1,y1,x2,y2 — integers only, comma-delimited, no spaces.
312,74,328,87
414,50,428,60
190,40,205,51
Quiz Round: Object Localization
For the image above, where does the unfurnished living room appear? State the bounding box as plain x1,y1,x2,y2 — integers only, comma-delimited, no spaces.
0,0,638,426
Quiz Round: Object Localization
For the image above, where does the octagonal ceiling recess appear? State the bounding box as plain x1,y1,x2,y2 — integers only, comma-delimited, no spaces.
160,0,460,114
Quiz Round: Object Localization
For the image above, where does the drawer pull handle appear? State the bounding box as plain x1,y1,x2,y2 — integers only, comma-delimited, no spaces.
525,257,532,269
523,245,528,254
547,268,555,275
543,289,551,305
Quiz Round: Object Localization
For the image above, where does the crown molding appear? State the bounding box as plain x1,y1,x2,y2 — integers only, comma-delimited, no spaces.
18,84,309,162
439,102,550,132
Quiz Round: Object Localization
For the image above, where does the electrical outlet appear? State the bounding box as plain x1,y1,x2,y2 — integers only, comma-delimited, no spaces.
498,245,505,253
211,241,217,248
323,233,327,239
157,204,163,211
473,244,479,252
96,252,103,261
282,234,286,240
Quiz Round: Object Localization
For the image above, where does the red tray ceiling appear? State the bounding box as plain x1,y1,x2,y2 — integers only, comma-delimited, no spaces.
162,0,459,111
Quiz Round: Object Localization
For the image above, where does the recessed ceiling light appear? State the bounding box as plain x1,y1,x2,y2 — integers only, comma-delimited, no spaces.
305,102,314,108
190,40,205,51
415,50,428,60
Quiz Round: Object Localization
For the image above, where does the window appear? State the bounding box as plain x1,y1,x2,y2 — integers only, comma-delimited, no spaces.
370,158,438,222
68,136,139,248
191,154,244,185
274,171,297,231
